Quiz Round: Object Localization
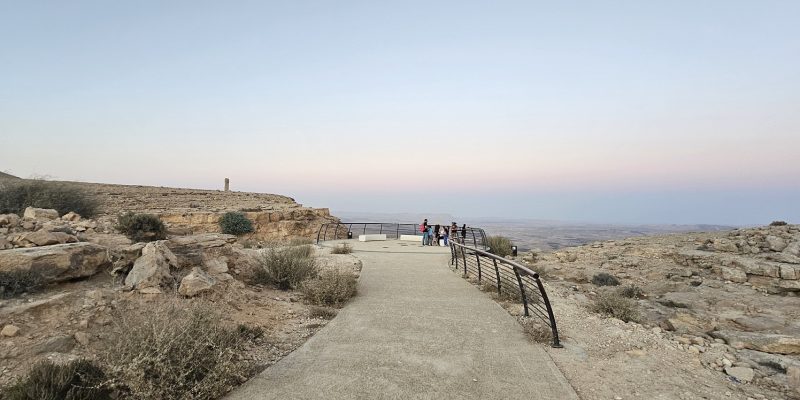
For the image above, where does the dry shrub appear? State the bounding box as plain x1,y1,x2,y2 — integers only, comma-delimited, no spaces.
591,272,620,286
1,359,109,400
486,236,514,257
519,317,553,344
592,291,640,322
254,245,317,290
331,243,352,254
102,300,247,400
116,212,166,242
770,220,788,226
0,270,45,299
289,237,313,246
617,284,644,299
302,268,357,307
308,305,338,319
0,180,98,217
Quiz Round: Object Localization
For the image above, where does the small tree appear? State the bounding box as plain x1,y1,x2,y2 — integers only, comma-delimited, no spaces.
219,212,254,235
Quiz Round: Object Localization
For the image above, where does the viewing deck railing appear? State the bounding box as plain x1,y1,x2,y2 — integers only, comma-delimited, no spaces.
449,239,562,348
316,222,488,249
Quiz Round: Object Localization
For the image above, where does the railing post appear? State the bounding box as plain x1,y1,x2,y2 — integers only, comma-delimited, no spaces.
533,275,563,348
492,258,501,295
379,224,383,234
396,224,400,239
471,229,478,248
316,224,324,244
324,224,331,241
461,246,468,276
513,266,530,317
476,252,482,282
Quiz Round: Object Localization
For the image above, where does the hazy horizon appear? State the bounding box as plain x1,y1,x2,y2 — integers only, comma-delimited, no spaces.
2,1,798,226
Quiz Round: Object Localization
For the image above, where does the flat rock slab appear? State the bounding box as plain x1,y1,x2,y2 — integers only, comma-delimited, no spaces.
227,240,577,400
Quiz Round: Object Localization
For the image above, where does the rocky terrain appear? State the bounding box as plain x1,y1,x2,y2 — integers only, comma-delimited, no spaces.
0,180,355,395
513,223,800,399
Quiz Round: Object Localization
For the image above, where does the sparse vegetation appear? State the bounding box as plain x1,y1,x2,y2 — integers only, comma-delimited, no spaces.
770,220,788,226
0,180,98,217
308,305,338,319
591,272,620,287
0,270,45,299
219,212,254,235
115,212,166,242
236,324,265,341
289,238,313,246
486,236,514,257
331,243,353,254
254,245,317,290
519,317,553,344
301,268,358,307
1,359,110,400
617,284,644,299
103,301,247,400
592,291,640,322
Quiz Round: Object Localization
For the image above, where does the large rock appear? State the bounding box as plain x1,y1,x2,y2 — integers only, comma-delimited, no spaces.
18,230,76,246
23,207,59,220
0,243,109,282
712,330,800,355
165,233,237,268
785,241,800,257
0,214,21,228
32,335,76,354
731,257,781,278
721,266,747,283
724,366,754,383
178,267,216,297
124,241,177,289
766,235,788,252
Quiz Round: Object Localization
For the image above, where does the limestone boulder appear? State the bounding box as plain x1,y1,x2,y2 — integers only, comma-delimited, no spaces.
23,207,59,220
61,212,81,222
731,257,781,278
766,235,788,252
0,236,11,250
165,233,237,268
0,214,21,228
17,230,77,246
785,240,800,257
178,267,216,297
721,266,747,283
712,330,800,355
0,243,109,282
124,241,178,289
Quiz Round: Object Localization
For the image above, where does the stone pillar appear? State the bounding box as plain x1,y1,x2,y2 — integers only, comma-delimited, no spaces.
224,178,230,192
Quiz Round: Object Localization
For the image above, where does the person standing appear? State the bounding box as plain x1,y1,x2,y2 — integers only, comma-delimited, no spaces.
450,222,458,243
427,225,434,246
421,218,429,246
461,224,467,239
434,224,441,246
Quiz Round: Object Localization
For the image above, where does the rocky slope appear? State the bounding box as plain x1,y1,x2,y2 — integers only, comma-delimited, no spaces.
520,223,800,399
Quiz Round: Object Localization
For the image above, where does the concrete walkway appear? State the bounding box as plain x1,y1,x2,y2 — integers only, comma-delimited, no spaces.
227,240,578,400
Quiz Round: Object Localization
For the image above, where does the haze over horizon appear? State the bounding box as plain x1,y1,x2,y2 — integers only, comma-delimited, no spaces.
2,1,798,226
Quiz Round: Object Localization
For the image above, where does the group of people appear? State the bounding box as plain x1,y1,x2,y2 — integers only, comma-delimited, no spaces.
420,219,467,246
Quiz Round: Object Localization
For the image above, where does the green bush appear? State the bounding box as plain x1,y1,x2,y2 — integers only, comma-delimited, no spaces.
2,359,110,400
770,220,788,226
331,243,352,254
486,236,514,257
0,180,98,218
219,212,254,235
116,212,166,242
103,301,246,400
0,270,45,299
302,268,358,306
591,272,620,286
592,291,640,322
254,245,317,290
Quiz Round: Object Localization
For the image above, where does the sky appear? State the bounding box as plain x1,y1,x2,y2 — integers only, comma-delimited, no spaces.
1,1,798,225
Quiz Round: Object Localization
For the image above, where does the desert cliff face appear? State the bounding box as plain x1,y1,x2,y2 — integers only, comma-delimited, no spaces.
66,181,338,241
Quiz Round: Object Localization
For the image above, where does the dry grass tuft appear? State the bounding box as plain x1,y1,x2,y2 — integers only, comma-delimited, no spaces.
519,317,554,344
254,245,317,290
330,243,353,254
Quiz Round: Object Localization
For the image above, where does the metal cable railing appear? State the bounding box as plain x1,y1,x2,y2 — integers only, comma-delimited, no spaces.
316,222,488,249
449,239,562,348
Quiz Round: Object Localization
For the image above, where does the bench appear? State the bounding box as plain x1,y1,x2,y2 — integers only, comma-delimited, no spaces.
358,234,387,242
399,235,422,242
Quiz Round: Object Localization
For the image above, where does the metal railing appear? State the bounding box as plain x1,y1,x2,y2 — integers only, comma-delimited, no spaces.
449,239,562,348
316,222,488,249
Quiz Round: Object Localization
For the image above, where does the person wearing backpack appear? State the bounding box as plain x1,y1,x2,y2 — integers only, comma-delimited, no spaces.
420,219,429,246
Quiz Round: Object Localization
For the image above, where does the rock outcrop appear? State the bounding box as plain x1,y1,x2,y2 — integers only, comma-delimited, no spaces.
124,241,178,289
0,242,110,282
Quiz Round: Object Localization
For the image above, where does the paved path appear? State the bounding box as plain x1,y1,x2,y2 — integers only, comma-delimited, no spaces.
227,240,578,400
